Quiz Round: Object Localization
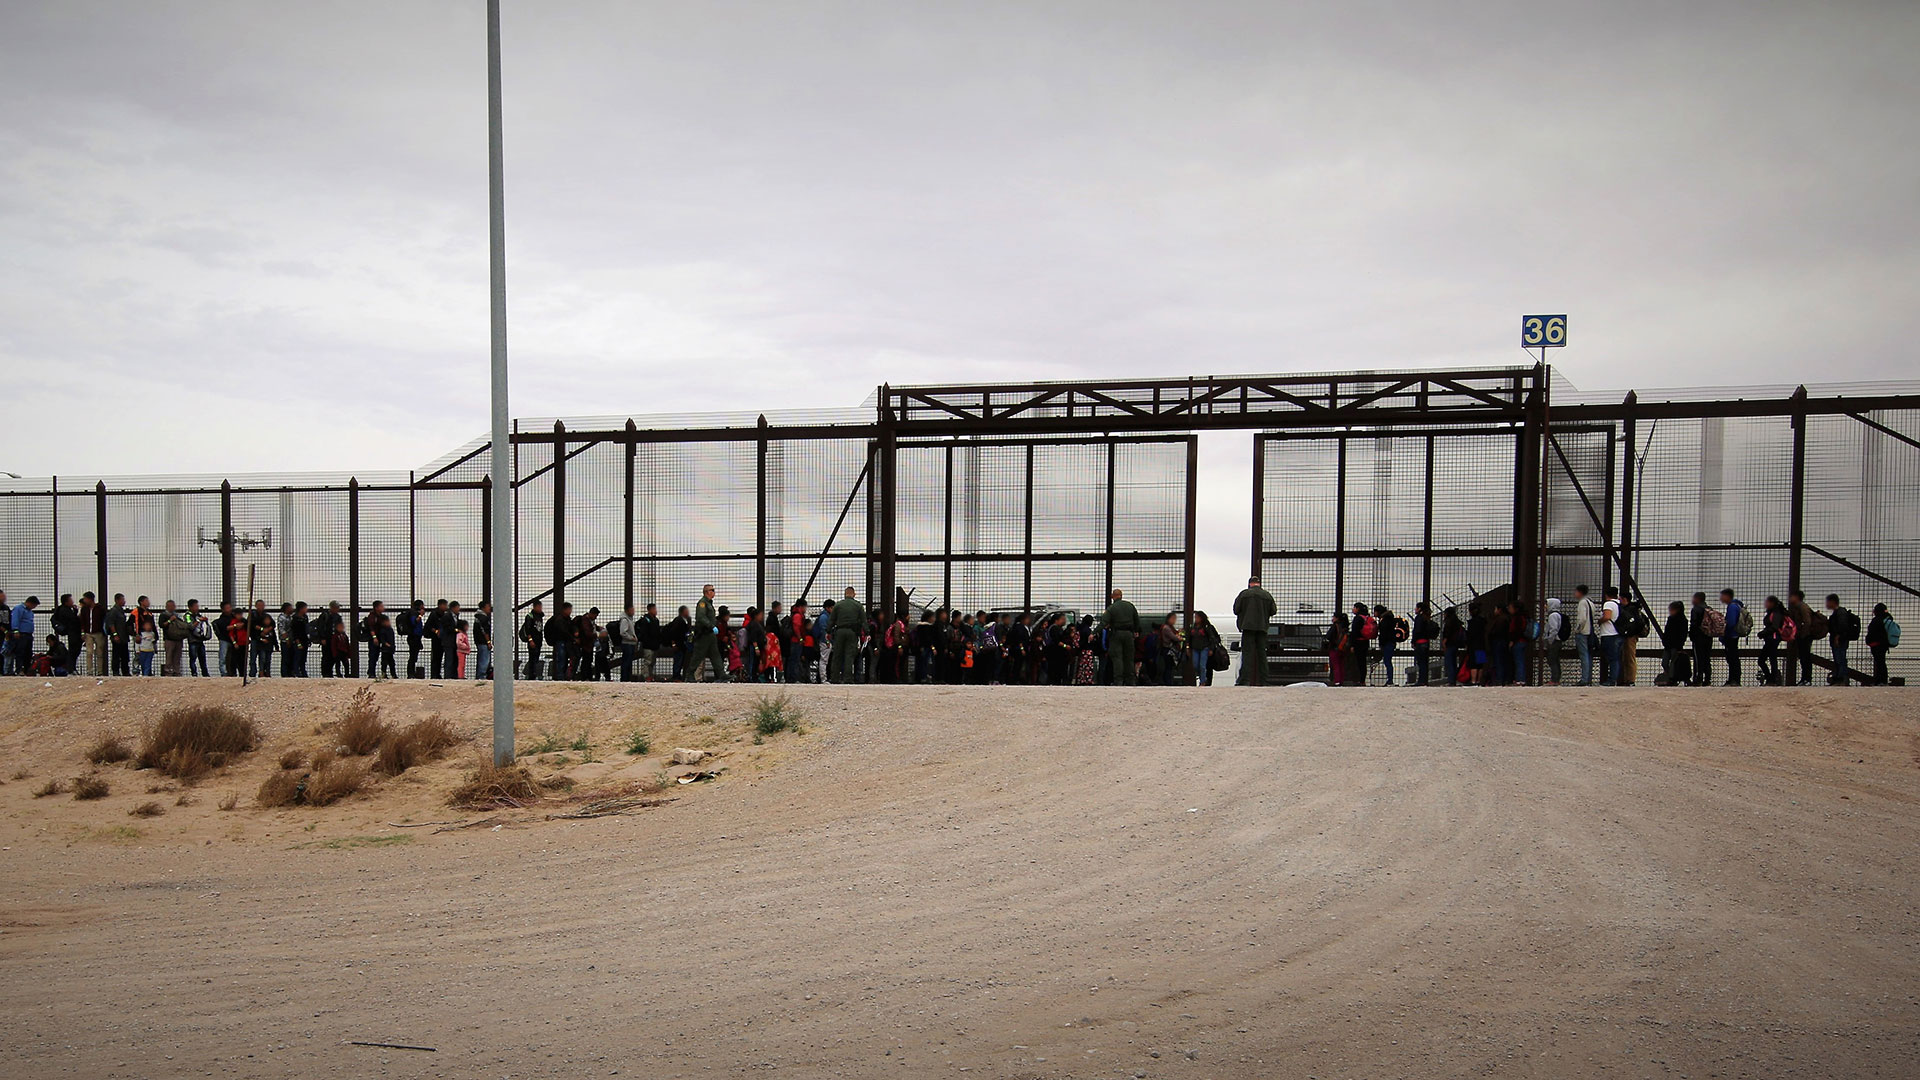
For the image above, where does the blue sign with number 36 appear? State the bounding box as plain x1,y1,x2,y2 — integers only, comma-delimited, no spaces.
1522,314,1567,348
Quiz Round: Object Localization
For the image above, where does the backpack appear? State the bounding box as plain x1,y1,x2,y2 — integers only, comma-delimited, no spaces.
1392,617,1409,643
1733,603,1753,639
1777,615,1798,643
1805,611,1829,639
1359,616,1378,640
1831,608,1859,643
1702,608,1727,637
1886,618,1902,648
1554,611,1572,641
1622,605,1649,639
191,617,213,641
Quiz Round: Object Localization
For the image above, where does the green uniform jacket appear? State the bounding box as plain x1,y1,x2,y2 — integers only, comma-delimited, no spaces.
1102,599,1140,632
694,598,718,636
1233,587,1276,634
832,598,866,633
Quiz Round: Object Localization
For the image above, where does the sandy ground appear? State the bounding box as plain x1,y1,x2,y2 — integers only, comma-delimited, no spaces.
0,678,1915,1080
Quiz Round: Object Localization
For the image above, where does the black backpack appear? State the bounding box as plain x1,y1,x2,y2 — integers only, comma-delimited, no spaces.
1832,608,1861,643
1621,604,1650,639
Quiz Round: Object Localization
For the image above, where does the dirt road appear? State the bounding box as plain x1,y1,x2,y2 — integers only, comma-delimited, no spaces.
0,681,1915,1078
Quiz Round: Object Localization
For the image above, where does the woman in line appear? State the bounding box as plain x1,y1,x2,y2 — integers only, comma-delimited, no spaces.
1758,595,1787,685
1324,612,1349,687
1188,611,1222,686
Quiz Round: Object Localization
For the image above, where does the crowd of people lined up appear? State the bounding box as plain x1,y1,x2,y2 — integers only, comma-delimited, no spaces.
1315,584,1902,688
0,579,1901,687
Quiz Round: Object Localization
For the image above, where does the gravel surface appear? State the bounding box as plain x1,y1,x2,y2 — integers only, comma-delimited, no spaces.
0,679,1915,1078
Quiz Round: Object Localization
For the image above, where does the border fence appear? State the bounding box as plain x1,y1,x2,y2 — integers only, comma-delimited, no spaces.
3,366,1914,685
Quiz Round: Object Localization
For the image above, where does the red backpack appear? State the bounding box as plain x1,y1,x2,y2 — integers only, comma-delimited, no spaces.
1359,616,1378,640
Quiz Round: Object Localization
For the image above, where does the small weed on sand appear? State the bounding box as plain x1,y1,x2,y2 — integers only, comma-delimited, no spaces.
310,834,413,850
258,760,368,808
522,730,565,755
175,792,197,807
568,731,593,752
85,735,133,765
623,730,652,756
279,748,305,770
750,693,803,737
217,791,239,811
10,768,30,781
130,801,164,818
450,761,543,809
73,775,111,800
34,778,66,798
338,687,390,755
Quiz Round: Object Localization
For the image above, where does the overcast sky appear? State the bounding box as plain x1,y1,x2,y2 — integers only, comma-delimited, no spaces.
4,1,1917,603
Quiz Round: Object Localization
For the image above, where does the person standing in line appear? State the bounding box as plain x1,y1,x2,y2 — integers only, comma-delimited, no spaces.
275,602,295,677
1757,595,1786,685
247,600,276,679
1688,592,1714,687
829,587,866,684
187,600,212,677
1720,588,1746,686
403,600,427,678
665,604,691,681
518,600,544,680
289,602,312,677
133,602,158,676
1375,604,1401,686
108,594,133,677
455,619,472,679
474,600,494,681
1540,598,1564,685
160,600,190,676
684,586,724,682
1785,589,1817,686
1824,594,1859,686
1659,600,1691,686
1597,587,1622,686
1100,588,1141,686
8,596,38,674
741,606,766,682
360,601,385,679
546,601,576,681
225,605,250,680
439,601,463,680
812,601,834,683
634,603,661,681
1187,610,1222,686
1233,577,1277,687
425,599,451,680
313,601,344,677
1617,598,1643,686
52,594,80,676
81,591,105,677
764,602,788,683
1408,603,1437,687
1570,585,1597,686
375,602,399,679
1864,603,1893,685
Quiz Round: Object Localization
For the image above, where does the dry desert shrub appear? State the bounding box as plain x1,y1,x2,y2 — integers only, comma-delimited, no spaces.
449,762,543,809
174,792,197,807
256,760,369,808
138,705,257,780
279,748,305,770
310,749,337,772
73,775,111,800
338,687,390,756
129,801,164,818
34,778,66,798
85,735,134,765
302,761,367,806
374,714,463,777
217,791,239,811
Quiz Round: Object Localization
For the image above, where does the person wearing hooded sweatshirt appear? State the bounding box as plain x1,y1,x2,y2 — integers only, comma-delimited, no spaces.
1659,600,1691,686
1542,598,1565,685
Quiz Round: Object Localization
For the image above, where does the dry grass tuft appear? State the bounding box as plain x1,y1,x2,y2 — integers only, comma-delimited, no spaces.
10,768,30,781
279,748,305,771
85,735,133,765
374,714,464,777
310,749,337,772
73,775,111,800
338,687,390,756
539,774,577,792
138,705,257,780
256,760,369,808
34,778,66,798
175,792,197,807
217,791,239,811
129,801,164,818
303,761,368,806
449,762,544,809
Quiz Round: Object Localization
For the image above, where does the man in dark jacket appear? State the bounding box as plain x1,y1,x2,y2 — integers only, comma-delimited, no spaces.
1659,600,1691,686
665,605,691,681
545,601,575,681
686,587,724,683
1100,588,1141,686
404,600,427,678
107,594,132,677
439,601,463,680
1824,594,1859,685
519,600,544,680
1233,578,1277,686
636,603,663,680
287,602,311,677
426,599,451,679
1688,592,1713,687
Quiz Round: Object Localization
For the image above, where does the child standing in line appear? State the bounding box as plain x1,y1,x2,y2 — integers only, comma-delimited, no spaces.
455,619,472,680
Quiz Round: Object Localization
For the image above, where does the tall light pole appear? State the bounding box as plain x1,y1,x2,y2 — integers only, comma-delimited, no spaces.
486,0,515,765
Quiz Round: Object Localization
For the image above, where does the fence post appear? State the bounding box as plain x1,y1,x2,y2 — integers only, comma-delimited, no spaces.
480,475,492,603
878,407,897,612
553,420,566,609
1421,434,1435,605
220,480,235,607
1022,441,1034,613
348,477,361,677
95,481,108,604
756,415,769,611
944,443,955,608
1788,385,1808,596
1182,434,1199,662
1333,436,1347,615
407,471,417,604
1105,439,1118,601
1249,435,1265,582
624,418,636,613
50,476,58,599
